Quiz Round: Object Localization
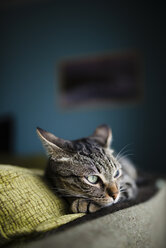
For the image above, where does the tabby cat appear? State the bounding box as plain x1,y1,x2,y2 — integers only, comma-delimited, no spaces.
37,125,138,213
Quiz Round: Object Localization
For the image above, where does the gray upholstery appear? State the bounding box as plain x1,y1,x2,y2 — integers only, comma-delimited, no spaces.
15,180,166,248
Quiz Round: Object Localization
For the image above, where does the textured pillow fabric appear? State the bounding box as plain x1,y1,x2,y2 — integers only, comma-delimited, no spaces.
0,165,84,245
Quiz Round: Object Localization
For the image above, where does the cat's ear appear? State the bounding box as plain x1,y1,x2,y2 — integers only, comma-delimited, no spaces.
90,124,112,148
36,127,74,159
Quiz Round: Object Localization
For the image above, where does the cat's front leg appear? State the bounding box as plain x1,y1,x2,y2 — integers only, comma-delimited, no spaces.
71,199,101,213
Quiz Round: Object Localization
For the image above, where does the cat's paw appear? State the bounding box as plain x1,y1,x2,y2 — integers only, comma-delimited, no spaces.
71,199,100,213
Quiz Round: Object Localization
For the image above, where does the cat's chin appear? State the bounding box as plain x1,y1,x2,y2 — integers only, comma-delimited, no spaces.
102,194,120,207
103,201,114,207
114,194,120,203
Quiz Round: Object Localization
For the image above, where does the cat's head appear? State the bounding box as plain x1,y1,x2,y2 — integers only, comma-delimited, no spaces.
37,125,122,207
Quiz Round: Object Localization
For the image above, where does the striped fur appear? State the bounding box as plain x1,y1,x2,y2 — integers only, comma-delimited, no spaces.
37,125,138,213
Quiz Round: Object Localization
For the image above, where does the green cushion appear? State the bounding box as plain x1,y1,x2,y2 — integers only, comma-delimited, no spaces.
0,165,84,244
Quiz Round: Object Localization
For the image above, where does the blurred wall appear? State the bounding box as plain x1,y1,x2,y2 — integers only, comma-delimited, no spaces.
0,0,165,172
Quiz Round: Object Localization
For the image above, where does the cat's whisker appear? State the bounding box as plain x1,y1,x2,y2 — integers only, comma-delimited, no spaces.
117,153,134,163
120,189,127,192
120,186,130,193
116,143,133,160
117,150,133,160
116,151,133,163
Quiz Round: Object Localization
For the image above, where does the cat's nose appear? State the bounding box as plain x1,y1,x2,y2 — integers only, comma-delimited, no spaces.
107,183,119,200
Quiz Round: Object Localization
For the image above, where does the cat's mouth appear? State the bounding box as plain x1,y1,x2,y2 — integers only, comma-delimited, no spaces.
113,193,120,203
93,193,121,207
104,191,121,205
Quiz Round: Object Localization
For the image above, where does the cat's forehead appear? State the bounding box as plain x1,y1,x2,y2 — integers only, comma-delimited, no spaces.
73,138,101,153
74,138,118,176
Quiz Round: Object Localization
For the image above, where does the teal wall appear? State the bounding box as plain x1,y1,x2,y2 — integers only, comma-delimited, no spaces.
0,1,165,172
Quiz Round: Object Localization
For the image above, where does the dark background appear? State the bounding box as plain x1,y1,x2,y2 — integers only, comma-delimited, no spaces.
0,0,165,173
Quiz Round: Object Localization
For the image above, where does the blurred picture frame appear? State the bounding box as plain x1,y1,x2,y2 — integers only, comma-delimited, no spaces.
58,51,143,109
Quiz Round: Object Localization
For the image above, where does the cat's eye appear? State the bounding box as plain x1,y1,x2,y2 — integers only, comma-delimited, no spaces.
87,175,99,184
114,169,120,178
